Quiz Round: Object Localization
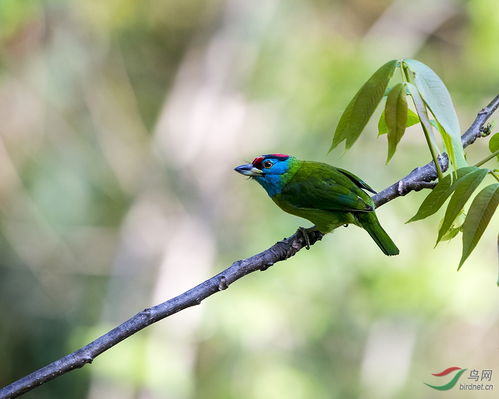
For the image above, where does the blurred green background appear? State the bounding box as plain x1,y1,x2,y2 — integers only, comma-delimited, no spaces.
0,0,498,398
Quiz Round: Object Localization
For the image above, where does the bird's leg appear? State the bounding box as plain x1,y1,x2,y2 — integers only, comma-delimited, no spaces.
298,226,316,250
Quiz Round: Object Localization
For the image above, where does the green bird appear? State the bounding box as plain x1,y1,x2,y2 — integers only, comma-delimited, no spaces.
235,154,399,256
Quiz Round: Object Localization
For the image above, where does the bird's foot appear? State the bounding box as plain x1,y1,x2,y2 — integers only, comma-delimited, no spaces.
298,226,316,250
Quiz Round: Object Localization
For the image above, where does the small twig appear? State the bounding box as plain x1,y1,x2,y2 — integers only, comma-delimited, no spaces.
1,95,498,399
475,149,499,167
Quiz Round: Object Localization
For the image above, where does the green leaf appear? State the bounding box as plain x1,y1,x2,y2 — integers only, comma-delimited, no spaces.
407,166,477,223
330,60,397,151
385,83,408,163
490,133,499,160
377,108,419,136
436,168,489,244
407,109,420,127
459,183,499,269
404,59,467,169
439,210,466,242
489,133,499,152
378,110,387,135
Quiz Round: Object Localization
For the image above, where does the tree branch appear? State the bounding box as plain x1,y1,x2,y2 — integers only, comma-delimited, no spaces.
1,95,498,399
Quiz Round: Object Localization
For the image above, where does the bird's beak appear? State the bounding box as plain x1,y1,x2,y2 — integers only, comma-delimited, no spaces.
234,163,263,176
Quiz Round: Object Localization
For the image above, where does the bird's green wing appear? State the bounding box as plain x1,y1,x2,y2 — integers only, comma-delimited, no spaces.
336,168,377,194
280,161,374,212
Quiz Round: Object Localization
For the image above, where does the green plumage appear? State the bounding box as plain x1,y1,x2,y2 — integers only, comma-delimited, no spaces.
235,155,399,256
274,159,399,255
235,154,399,255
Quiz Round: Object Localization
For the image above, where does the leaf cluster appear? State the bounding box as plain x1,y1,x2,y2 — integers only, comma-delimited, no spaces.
330,59,498,274
408,167,497,268
330,59,465,171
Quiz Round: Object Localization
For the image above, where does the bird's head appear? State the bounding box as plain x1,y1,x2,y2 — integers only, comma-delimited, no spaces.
234,154,292,177
234,154,294,196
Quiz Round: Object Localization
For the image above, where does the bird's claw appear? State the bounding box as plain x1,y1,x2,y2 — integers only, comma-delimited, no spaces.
298,226,314,250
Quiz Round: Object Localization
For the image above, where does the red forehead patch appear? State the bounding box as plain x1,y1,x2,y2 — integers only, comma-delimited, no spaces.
252,156,264,166
252,154,290,169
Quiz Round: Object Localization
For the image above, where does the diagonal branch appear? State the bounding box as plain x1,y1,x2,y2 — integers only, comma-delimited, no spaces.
1,95,498,399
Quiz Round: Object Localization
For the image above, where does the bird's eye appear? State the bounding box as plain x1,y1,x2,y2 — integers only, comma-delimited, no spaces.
263,160,273,168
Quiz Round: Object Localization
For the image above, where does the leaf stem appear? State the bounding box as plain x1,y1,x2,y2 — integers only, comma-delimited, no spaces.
422,123,445,180
474,149,499,167
402,62,445,180
490,170,499,183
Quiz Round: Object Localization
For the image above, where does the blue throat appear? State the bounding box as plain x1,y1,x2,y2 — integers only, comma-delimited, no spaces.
254,174,284,197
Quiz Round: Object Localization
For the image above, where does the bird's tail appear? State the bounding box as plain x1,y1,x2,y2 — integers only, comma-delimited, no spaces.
355,212,399,256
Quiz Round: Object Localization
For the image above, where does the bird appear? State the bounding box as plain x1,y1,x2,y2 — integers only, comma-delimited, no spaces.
234,154,399,256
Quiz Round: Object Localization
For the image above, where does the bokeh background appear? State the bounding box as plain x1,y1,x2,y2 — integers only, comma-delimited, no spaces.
0,0,498,398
